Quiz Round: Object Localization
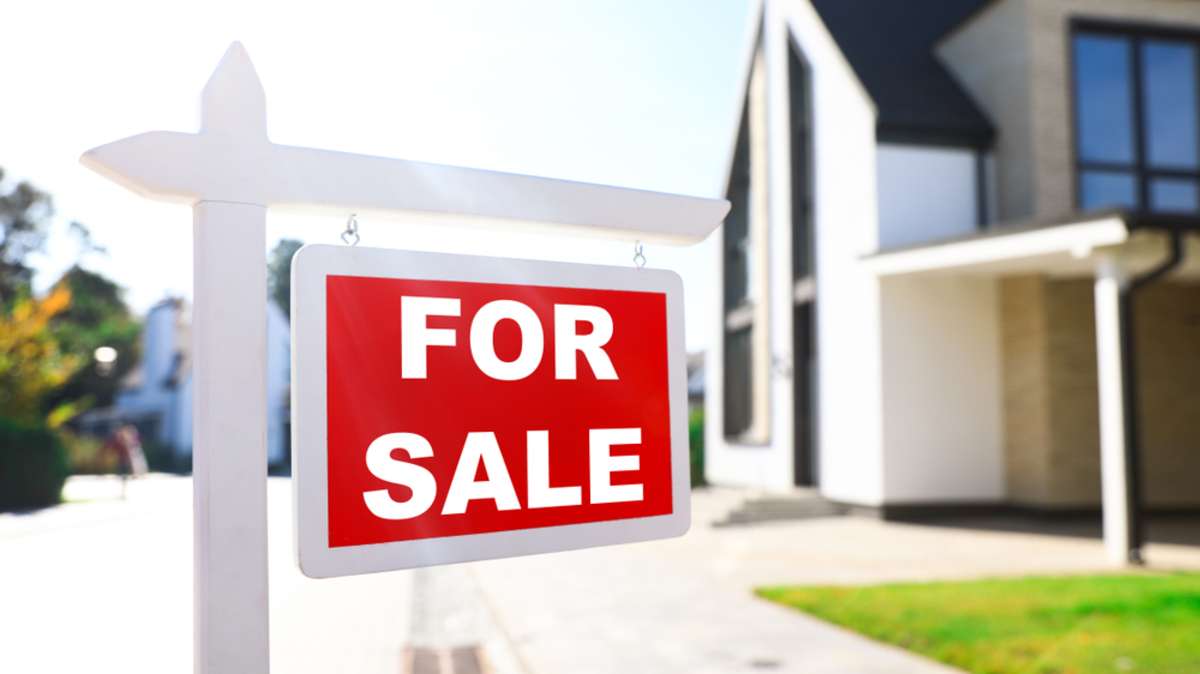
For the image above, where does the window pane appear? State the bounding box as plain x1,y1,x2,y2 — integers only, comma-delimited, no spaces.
1150,178,1200,213
788,42,813,281
1142,40,1199,170
1080,170,1138,210
724,108,751,312
1074,34,1135,164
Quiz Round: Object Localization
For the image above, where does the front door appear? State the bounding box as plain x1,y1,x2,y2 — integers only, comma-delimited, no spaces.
792,302,817,486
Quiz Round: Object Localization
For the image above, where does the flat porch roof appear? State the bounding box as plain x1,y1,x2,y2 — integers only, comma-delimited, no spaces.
863,210,1200,279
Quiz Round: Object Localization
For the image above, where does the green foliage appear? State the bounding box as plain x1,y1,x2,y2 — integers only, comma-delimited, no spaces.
758,573,1200,674
60,429,114,475
0,286,82,423
268,238,304,317
0,417,69,510
0,168,54,306
44,265,141,411
688,407,705,487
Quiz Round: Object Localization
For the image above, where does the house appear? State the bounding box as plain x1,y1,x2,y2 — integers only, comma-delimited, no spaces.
108,297,292,468
705,0,1200,565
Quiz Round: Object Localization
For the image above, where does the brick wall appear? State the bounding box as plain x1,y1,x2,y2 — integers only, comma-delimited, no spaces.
1001,275,1200,508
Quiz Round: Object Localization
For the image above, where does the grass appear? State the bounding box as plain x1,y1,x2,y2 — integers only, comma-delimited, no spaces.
757,572,1200,674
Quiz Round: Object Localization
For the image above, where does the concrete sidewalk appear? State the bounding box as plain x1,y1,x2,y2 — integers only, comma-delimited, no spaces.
4,477,1198,674
467,489,1200,674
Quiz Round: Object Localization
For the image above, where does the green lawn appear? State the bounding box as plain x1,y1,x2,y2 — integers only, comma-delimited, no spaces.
757,573,1200,674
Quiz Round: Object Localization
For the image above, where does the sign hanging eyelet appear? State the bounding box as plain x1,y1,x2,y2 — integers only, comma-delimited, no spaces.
341,213,360,246
633,240,646,269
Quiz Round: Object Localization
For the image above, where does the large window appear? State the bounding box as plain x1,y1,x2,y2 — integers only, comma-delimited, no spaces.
1073,24,1200,214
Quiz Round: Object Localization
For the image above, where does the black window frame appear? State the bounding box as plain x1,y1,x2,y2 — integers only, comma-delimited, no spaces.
1070,19,1200,214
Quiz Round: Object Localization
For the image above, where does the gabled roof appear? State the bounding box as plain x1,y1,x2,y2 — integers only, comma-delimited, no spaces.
811,0,995,148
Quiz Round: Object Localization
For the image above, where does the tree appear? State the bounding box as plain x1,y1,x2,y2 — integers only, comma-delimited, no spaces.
0,168,54,305
44,266,141,412
0,286,81,424
268,238,303,317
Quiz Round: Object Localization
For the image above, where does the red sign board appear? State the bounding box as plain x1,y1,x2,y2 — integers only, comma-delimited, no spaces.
292,245,689,577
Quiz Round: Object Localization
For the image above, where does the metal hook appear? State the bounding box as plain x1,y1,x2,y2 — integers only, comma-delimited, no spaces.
341,213,360,246
633,240,646,269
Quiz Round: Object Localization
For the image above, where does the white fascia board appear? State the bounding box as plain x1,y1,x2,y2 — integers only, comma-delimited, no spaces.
862,217,1129,276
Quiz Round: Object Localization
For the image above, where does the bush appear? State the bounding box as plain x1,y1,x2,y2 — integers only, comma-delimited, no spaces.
60,430,116,475
0,417,69,511
688,407,705,488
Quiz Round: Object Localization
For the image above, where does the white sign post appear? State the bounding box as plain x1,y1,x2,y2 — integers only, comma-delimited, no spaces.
81,42,727,673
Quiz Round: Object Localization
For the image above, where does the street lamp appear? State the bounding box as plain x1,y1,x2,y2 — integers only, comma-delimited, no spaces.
94,345,118,377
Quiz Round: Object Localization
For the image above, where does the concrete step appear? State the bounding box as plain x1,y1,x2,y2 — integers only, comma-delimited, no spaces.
713,492,845,527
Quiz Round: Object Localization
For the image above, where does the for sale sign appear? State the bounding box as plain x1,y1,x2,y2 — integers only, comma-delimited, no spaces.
291,245,690,577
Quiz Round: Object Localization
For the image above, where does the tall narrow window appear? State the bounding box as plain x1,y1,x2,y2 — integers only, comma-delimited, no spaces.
724,108,752,315
722,45,768,443
1073,24,1200,214
723,106,753,438
788,38,817,486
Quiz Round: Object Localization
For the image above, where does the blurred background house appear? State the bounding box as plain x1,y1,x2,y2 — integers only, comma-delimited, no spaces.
706,0,1200,564
76,296,292,470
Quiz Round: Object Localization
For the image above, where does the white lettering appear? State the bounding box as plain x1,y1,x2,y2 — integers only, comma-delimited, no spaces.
441,431,522,514
526,430,583,508
401,296,460,379
469,300,544,381
554,304,617,380
362,433,438,519
588,427,644,504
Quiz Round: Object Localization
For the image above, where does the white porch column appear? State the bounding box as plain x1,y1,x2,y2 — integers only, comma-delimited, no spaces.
1093,255,1132,565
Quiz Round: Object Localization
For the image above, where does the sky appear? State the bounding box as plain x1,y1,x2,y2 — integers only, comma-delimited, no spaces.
2,0,752,351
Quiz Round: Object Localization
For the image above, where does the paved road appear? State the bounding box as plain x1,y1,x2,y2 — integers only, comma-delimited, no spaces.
4,476,1198,673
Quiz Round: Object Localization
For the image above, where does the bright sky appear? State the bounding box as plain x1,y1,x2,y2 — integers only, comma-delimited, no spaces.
2,0,750,352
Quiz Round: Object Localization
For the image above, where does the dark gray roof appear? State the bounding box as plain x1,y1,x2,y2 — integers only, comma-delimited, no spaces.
811,0,995,148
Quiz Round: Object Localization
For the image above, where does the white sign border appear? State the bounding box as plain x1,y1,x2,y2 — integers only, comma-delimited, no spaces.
292,244,691,578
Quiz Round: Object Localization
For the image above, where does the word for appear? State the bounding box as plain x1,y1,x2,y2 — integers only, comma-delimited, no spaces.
402,296,618,381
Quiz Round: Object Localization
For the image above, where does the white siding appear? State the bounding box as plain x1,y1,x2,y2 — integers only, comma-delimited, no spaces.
877,143,979,249
878,275,1005,502
706,0,887,503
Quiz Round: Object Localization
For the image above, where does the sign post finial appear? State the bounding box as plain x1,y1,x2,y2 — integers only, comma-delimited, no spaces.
200,42,267,141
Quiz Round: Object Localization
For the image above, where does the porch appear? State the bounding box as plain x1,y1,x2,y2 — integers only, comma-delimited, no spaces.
865,211,1200,565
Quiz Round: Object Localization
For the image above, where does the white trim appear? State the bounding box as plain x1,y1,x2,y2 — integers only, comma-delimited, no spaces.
291,244,691,578
793,277,815,303
863,217,1129,276
725,302,756,331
